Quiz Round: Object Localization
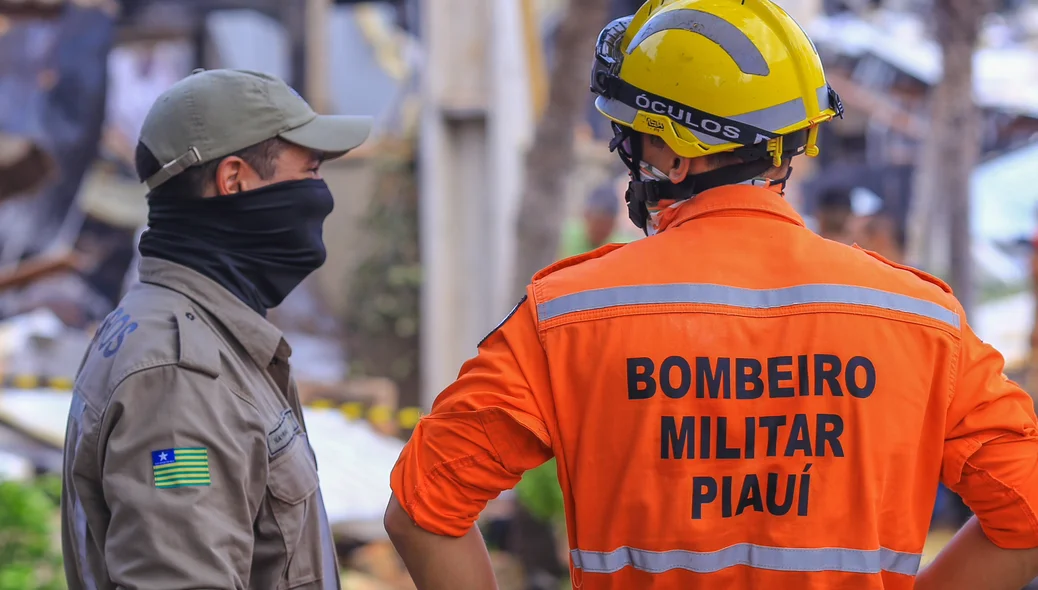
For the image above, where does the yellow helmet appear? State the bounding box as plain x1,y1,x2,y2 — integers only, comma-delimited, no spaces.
591,0,843,166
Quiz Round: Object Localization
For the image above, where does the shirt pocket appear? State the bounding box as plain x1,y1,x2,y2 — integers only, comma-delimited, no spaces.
267,434,323,589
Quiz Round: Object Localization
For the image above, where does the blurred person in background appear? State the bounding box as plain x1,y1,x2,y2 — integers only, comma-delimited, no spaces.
558,178,632,258
0,1,114,323
850,209,905,264
814,186,855,244
61,68,371,590
102,39,192,178
384,1,1038,589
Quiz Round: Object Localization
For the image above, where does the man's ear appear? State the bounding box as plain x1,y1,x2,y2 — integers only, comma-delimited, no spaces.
668,156,691,184
215,156,247,196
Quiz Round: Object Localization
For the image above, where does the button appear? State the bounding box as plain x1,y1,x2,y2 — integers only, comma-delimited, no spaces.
185,312,195,321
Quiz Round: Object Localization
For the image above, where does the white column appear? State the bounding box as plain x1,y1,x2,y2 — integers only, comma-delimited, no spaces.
488,0,534,318
304,0,332,114
418,0,530,409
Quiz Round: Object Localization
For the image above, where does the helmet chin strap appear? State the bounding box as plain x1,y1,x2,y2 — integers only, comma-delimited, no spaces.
761,162,794,192
625,158,778,234
612,124,803,234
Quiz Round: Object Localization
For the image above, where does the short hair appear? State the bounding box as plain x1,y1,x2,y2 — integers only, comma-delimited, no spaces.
586,183,620,216
134,137,287,197
638,130,790,183
819,187,853,212
866,210,907,249
647,132,783,171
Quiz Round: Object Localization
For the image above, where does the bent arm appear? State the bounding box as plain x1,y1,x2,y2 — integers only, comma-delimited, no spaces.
384,497,498,590
916,517,1038,590
938,322,1038,588
387,298,554,589
100,365,267,589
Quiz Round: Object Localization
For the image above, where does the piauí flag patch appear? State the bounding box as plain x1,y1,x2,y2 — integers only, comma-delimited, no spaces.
151,448,210,489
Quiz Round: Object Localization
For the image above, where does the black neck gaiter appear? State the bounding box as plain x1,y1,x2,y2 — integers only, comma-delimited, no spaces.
138,178,335,316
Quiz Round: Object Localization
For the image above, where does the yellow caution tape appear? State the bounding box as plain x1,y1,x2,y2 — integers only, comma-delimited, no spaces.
397,407,423,430
341,402,365,421
0,373,425,429
1,374,70,391
331,401,424,429
49,376,74,390
311,399,336,410
11,374,40,389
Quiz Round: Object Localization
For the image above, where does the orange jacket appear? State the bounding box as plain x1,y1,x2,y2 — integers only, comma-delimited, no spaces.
391,184,1038,589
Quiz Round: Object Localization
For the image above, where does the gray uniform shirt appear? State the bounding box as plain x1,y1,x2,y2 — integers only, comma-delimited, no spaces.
61,256,341,590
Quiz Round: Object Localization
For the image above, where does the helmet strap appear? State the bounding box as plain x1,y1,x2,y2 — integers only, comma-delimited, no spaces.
614,127,806,234
760,161,795,194
624,158,775,234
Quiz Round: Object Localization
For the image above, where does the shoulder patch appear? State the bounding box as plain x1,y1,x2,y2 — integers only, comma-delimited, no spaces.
855,246,954,294
151,447,210,489
479,295,527,348
175,309,221,378
532,243,626,282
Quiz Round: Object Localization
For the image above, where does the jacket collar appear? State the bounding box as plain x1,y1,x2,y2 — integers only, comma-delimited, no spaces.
137,256,290,368
655,183,806,233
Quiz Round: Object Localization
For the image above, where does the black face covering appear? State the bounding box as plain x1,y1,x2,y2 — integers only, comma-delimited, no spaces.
138,178,334,315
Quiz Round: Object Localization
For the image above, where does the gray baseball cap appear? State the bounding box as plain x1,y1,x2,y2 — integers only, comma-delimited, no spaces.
139,68,373,190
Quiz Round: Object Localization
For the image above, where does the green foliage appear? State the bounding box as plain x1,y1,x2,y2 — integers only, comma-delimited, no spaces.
978,280,1028,304
0,476,66,590
344,153,422,407
514,459,565,525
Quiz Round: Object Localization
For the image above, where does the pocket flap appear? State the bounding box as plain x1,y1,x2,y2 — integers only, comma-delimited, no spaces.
267,437,319,505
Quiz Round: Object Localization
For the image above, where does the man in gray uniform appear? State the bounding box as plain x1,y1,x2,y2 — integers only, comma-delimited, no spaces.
61,68,371,589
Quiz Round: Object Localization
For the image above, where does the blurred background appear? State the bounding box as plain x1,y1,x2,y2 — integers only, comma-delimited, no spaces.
0,0,1036,588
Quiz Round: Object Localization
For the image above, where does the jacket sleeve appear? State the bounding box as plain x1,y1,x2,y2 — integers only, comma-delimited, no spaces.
99,365,268,589
943,321,1038,549
390,298,554,537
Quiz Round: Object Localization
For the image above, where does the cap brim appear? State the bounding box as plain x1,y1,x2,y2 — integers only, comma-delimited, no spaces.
279,114,373,157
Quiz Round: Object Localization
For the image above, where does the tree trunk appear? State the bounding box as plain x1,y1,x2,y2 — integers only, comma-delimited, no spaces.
906,0,991,317
512,0,610,294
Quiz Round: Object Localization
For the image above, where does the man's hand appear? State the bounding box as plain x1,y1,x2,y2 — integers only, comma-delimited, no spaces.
384,496,499,590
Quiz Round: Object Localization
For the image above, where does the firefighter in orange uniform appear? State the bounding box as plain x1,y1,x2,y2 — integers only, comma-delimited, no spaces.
384,1,1038,589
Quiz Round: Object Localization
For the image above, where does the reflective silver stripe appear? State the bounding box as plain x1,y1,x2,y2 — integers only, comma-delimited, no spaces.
571,544,922,576
597,92,812,148
726,85,834,135
597,95,638,124
627,9,770,76
596,95,800,147
817,84,832,113
722,96,807,143
537,283,960,329
736,95,806,129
